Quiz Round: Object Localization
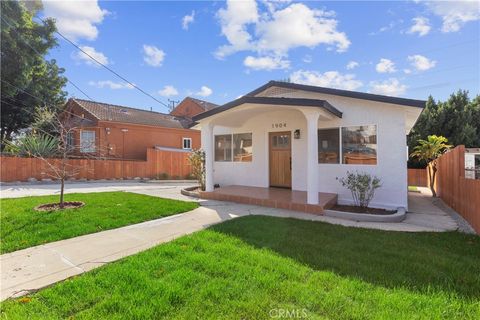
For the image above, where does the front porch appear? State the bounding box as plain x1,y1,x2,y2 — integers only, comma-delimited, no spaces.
200,185,338,214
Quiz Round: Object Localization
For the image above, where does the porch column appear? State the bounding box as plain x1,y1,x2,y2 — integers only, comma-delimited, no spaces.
201,122,214,192
302,109,321,204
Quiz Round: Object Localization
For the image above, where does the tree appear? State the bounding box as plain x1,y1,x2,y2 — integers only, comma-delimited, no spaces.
5,107,104,209
407,91,480,168
410,135,452,197
1,1,67,147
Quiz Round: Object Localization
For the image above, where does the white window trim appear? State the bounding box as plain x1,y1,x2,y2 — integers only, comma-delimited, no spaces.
182,137,192,150
214,132,253,163
80,130,96,153
317,124,378,166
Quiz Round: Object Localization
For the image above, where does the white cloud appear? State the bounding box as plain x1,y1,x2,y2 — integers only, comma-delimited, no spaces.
243,55,290,70
290,70,363,91
142,45,165,67
408,54,437,71
195,86,213,97
407,17,431,36
346,61,359,70
375,58,396,73
302,54,312,63
74,46,109,66
216,0,259,58
404,69,412,74
182,11,195,30
369,78,406,96
88,80,133,90
42,0,108,41
215,1,350,60
158,85,179,97
424,1,480,32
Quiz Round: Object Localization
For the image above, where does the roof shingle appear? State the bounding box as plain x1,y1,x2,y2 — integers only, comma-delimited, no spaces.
71,99,190,128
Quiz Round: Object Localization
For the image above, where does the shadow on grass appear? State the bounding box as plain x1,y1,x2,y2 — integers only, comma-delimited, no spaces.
211,215,480,299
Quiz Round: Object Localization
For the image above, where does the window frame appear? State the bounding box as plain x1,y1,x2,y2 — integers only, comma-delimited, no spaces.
80,130,96,153
232,132,253,162
214,132,253,163
317,127,341,164
182,137,192,150
317,124,378,166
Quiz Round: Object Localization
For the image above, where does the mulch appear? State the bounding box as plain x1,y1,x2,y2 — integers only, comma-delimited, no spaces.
332,204,396,215
34,201,85,212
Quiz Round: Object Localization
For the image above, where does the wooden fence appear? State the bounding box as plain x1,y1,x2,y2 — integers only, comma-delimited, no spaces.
0,148,192,182
407,168,428,187
433,145,480,234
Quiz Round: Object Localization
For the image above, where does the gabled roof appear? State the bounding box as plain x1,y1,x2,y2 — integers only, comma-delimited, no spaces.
187,97,219,111
247,81,426,108
191,80,426,123
192,96,342,121
69,99,190,129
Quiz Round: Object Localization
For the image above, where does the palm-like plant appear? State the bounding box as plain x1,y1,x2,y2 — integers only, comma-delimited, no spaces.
5,134,59,158
410,135,452,197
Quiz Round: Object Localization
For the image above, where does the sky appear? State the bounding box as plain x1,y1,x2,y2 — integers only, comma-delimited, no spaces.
41,0,480,114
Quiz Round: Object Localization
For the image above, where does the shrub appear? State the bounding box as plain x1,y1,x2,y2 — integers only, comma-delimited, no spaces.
187,149,205,191
337,171,381,208
156,172,169,180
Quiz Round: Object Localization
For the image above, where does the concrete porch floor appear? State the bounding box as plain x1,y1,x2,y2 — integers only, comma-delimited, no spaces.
199,185,337,214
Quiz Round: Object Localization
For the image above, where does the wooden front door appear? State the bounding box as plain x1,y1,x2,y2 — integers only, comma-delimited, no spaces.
269,131,292,188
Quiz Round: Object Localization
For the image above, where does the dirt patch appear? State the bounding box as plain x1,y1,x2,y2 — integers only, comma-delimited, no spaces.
34,201,85,212
332,204,396,215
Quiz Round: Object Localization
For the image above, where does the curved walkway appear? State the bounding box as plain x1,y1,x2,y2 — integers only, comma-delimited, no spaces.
0,182,465,301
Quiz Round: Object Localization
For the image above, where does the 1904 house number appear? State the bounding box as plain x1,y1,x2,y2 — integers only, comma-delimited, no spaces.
271,123,287,128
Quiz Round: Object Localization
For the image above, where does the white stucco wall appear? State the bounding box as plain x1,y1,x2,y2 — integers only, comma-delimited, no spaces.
205,88,413,210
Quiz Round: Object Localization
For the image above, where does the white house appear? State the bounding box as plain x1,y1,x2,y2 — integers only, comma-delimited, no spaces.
192,81,425,211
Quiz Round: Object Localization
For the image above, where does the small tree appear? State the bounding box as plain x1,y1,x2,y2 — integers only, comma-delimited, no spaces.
410,135,452,197
337,171,381,208
187,149,205,191
6,107,103,208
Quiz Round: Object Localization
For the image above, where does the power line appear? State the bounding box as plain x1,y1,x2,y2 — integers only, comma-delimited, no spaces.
1,15,95,101
33,16,169,109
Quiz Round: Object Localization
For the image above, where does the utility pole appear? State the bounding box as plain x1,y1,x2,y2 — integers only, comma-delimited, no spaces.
168,99,180,112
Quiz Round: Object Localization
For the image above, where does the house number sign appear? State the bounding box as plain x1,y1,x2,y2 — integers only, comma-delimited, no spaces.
271,122,287,128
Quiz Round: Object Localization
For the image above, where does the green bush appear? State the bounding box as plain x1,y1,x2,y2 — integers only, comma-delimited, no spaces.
337,171,381,208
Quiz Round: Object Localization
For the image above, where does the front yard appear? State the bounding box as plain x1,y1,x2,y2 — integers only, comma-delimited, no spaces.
0,192,198,253
1,216,479,319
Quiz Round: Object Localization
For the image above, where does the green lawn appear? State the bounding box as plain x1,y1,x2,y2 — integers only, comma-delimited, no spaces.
1,216,479,319
0,192,198,254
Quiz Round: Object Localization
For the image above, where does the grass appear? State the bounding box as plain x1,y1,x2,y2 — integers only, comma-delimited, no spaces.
0,192,198,254
408,186,421,192
1,216,479,319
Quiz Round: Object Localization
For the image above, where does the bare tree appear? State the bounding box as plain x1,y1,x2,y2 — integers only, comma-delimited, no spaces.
6,107,106,208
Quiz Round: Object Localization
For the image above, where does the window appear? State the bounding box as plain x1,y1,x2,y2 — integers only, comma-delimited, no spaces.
80,130,96,153
215,135,232,161
271,134,290,149
318,128,340,163
66,132,75,150
342,125,377,165
233,133,252,162
182,137,192,150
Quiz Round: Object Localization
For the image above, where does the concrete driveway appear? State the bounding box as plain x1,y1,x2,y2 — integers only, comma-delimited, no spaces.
0,182,469,301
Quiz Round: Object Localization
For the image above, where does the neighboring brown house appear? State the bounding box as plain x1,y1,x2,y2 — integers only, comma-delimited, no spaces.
63,98,208,160
170,97,219,120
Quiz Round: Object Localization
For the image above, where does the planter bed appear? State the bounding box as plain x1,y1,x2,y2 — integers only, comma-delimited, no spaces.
325,206,406,223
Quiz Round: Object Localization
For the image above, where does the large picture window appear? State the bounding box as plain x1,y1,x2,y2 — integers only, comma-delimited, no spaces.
215,133,253,162
318,128,340,163
233,133,252,162
342,125,377,165
215,135,232,161
80,130,96,153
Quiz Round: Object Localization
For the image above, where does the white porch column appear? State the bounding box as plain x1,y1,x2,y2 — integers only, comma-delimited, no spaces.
302,109,321,204
201,122,214,192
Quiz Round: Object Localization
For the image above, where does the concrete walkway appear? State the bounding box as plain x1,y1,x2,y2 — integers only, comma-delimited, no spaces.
0,183,465,300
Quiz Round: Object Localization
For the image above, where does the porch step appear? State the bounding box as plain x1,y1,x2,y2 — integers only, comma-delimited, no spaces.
199,185,337,215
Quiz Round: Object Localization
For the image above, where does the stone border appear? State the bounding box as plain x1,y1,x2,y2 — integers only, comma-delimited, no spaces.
180,186,200,198
324,207,406,223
